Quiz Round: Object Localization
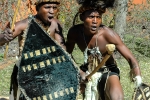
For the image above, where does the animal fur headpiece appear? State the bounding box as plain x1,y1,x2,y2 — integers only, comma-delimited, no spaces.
77,0,115,13
35,0,60,11
35,0,60,5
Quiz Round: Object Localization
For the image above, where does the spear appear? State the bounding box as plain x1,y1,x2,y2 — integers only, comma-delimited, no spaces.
3,0,21,59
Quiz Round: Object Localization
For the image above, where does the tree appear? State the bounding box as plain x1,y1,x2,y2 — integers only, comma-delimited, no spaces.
114,0,128,41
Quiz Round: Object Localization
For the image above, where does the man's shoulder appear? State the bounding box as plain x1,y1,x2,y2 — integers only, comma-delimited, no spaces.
17,15,34,24
51,19,62,27
100,25,113,32
99,25,117,37
53,18,61,24
16,16,35,32
15,18,29,28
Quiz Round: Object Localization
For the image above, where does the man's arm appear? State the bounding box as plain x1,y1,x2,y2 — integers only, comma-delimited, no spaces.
116,44,141,76
105,28,142,87
54,21,66,50
66,27,77,54
55,33,66,50
0,19,28,46
116,40,142,88
104,27,141,76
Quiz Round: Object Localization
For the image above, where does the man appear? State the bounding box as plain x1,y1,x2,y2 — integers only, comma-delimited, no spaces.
66,0,142,100
0,0,65,49
0,0,65,99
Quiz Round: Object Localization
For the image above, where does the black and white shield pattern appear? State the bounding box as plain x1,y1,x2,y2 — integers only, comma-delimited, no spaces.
18,19,79,100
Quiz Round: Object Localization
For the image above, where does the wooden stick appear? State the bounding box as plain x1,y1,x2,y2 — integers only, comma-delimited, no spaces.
86,44,115,80
3,0,21,59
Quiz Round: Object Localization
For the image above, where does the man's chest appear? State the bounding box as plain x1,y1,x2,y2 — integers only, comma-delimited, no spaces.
88,35,107,49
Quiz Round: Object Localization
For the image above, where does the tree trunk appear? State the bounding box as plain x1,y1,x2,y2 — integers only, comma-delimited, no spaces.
114,0,128,41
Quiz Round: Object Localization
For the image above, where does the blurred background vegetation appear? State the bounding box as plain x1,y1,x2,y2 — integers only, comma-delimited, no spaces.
0,0,150,99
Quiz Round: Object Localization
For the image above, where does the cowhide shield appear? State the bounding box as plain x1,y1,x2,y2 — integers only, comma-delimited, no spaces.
18,19,79,100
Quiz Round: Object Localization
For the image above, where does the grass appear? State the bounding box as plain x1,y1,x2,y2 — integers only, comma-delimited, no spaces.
117,57,150,99
0,49,150,99
0,62,13,96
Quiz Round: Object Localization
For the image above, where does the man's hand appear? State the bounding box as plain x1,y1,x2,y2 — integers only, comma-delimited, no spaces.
2,28,14,42
79,70,89,83
1,22,14,42
134,75,142,88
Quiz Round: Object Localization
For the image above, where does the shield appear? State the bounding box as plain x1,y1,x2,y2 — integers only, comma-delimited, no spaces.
132,83,150,100
18,19,79,100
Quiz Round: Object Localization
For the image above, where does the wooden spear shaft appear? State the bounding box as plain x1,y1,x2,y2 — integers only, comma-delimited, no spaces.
3,0,21,59
86,44,115,80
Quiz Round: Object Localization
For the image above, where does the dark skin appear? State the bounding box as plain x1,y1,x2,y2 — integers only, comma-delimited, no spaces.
66,10,141,100
0,3,66,50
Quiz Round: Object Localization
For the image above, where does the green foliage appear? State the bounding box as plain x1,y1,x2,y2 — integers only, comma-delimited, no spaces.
134,41,150,57
0,53,3,61
124,34,150,58
72,45,84,65
59,1,80,36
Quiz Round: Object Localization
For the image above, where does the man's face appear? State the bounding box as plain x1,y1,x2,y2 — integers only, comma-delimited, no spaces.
82,10,102,34
37,3,59,24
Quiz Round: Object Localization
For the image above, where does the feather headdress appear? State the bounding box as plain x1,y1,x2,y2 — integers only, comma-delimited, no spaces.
77,0,115,13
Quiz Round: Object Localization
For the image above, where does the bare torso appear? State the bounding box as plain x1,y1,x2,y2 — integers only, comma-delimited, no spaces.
66,24,119,65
